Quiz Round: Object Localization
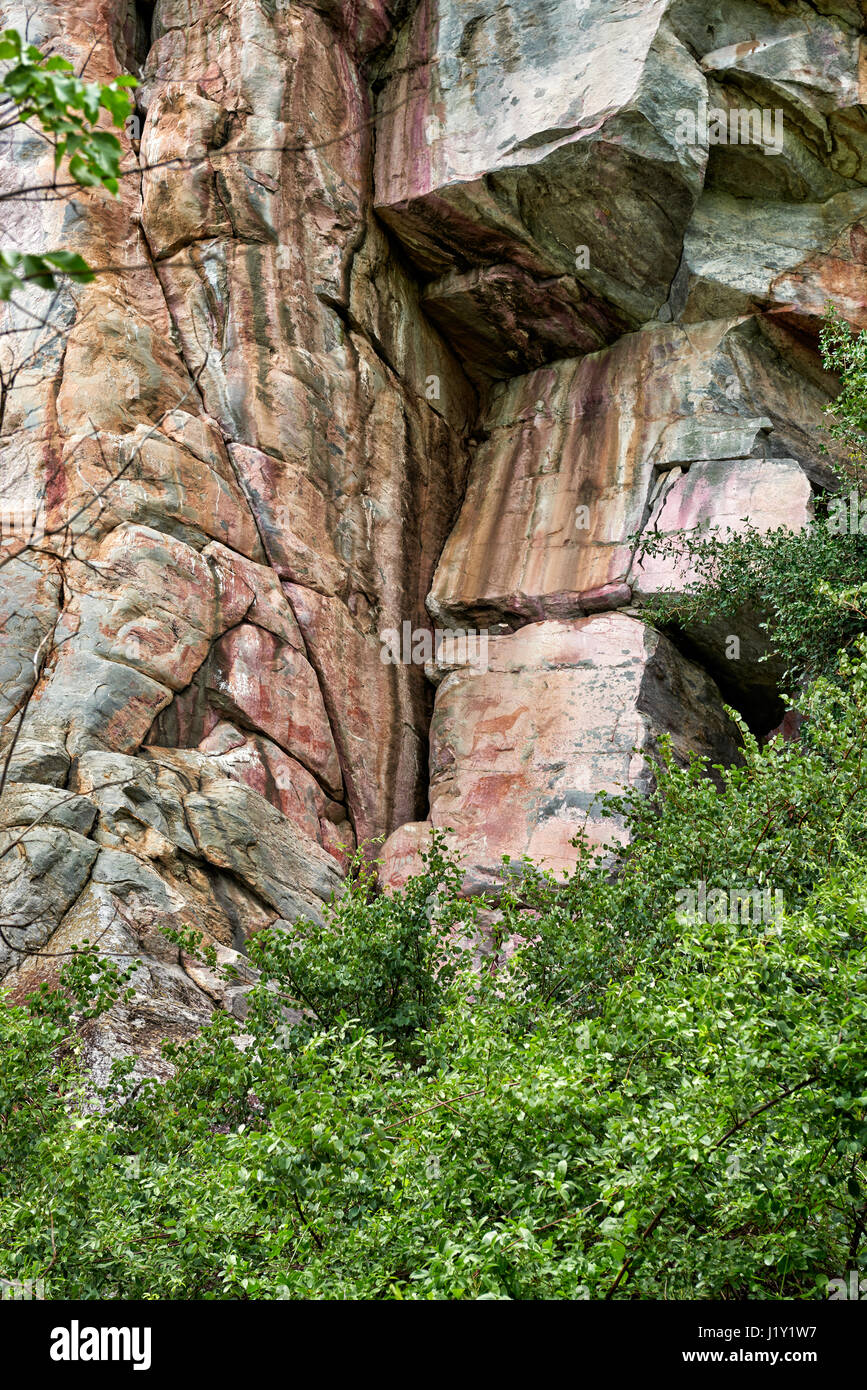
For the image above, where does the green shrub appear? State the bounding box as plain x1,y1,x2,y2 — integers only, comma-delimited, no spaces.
1,657,865,1300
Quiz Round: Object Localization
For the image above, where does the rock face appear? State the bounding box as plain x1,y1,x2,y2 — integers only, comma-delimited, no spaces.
427,317,825,628
0,0,864,1066
381,613,742,893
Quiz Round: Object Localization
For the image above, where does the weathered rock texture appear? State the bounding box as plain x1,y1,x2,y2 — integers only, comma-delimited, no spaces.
0,0,864,1066
381,613,743,893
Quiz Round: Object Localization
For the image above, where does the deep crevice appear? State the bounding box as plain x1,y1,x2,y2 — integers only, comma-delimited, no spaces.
132,1,156,72
654,618,786,740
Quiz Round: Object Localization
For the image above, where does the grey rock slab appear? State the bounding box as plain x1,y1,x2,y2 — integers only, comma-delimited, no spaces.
183,779,343,922
0,782,97,835
0,826,98,977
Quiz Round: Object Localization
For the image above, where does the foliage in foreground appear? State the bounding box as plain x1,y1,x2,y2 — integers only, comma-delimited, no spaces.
1,649,866,1300
0,28,136,299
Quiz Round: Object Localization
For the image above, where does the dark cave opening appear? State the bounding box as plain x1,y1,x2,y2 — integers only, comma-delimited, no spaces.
133,0,156,70
656,619,787,744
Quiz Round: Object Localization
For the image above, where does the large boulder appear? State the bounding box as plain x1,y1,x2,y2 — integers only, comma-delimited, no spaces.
382,613,741,892
374,0,707,375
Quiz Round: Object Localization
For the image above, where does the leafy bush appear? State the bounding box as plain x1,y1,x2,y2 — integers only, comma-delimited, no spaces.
2,295,865,1299
639,520,867,688
1,659,865,1300
242,834,471,1060
821,308,867,471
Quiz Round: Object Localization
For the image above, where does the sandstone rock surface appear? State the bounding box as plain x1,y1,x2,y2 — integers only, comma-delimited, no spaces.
381,613,741,891
0,0,863,1068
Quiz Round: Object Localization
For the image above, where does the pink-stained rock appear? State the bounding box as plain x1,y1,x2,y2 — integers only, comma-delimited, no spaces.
203,725,356,874
629,458,814,599
10,521,268,760
673,190,867,333
766,710,806,745
347,215,478,431
130,0,471,862
1,0,864,1081
0,0,368,1072
23,645,174,760
317,816,356,873
206,623,342,796
50,427,266,559
82,523,249,690
0,554,61,735
141,86,234,260
374,0,708,366
428,318,837,629
201,543,304,648
284,583,431,845
382,614,741,892
420,264,618,383
379,820,434,894
626,456,815,726
197,719,353,866
301,0,404,60
769,211,867,337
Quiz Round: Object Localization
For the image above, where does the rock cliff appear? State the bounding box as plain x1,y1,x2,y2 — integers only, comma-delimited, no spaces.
0,0,864,1071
